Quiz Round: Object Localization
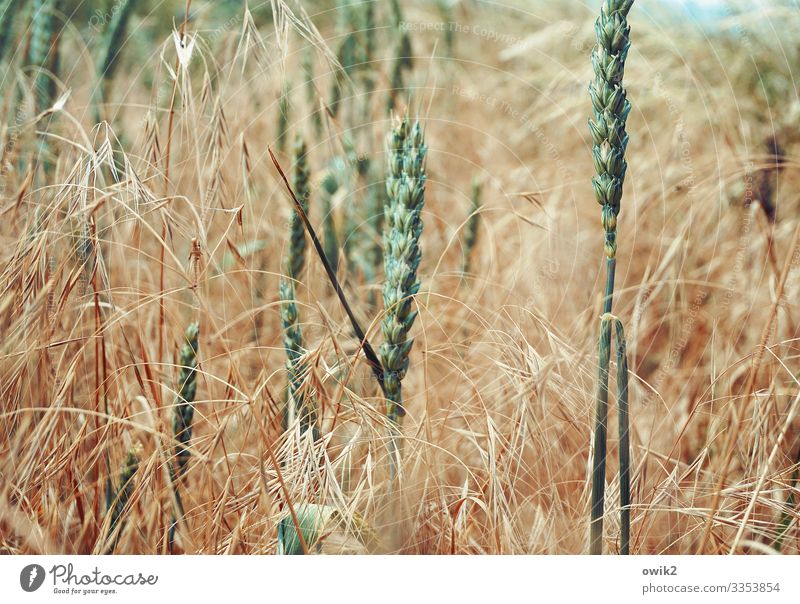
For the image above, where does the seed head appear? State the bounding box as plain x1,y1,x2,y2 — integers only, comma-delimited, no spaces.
287,136,310,280
380,116,427,422
172,322,199,476
588,0,635,259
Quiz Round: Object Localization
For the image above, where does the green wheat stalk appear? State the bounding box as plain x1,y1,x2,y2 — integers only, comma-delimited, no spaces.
172,323,200,476
280,136,318,437
381,117,426,477
105,447,140,553
588,0,634,556
387,0,413,113
593,315,631,554
389,0,412,71
0,0,24,64
168,321,199,551
94,0,137,124
387,44,407,114
280,280,317,436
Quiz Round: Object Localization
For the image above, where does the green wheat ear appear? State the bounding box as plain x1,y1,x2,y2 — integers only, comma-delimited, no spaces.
45,0,62,109
276,79,291,154
320,170,340,273
588,0,634,556
280,136,318,437
277,504,323,555
95,0,137,123
277,504,375,555
172,322,200,476
330,0,358,119
288,135,310,280
168,321,199,552
97,0,137,81
28,0,54,111
380,117,427,477
279,279,317,437
26,0,61,178
105,446,140,553
0,0,24,64
302,47,322,138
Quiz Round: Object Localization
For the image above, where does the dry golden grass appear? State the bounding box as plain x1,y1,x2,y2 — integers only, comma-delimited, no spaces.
1,0,799,554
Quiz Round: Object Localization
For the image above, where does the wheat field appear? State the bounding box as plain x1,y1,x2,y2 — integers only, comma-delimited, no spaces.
1,0,800,555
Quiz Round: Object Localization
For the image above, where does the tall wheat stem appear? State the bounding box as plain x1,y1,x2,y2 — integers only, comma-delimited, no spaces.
588,0,634,555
